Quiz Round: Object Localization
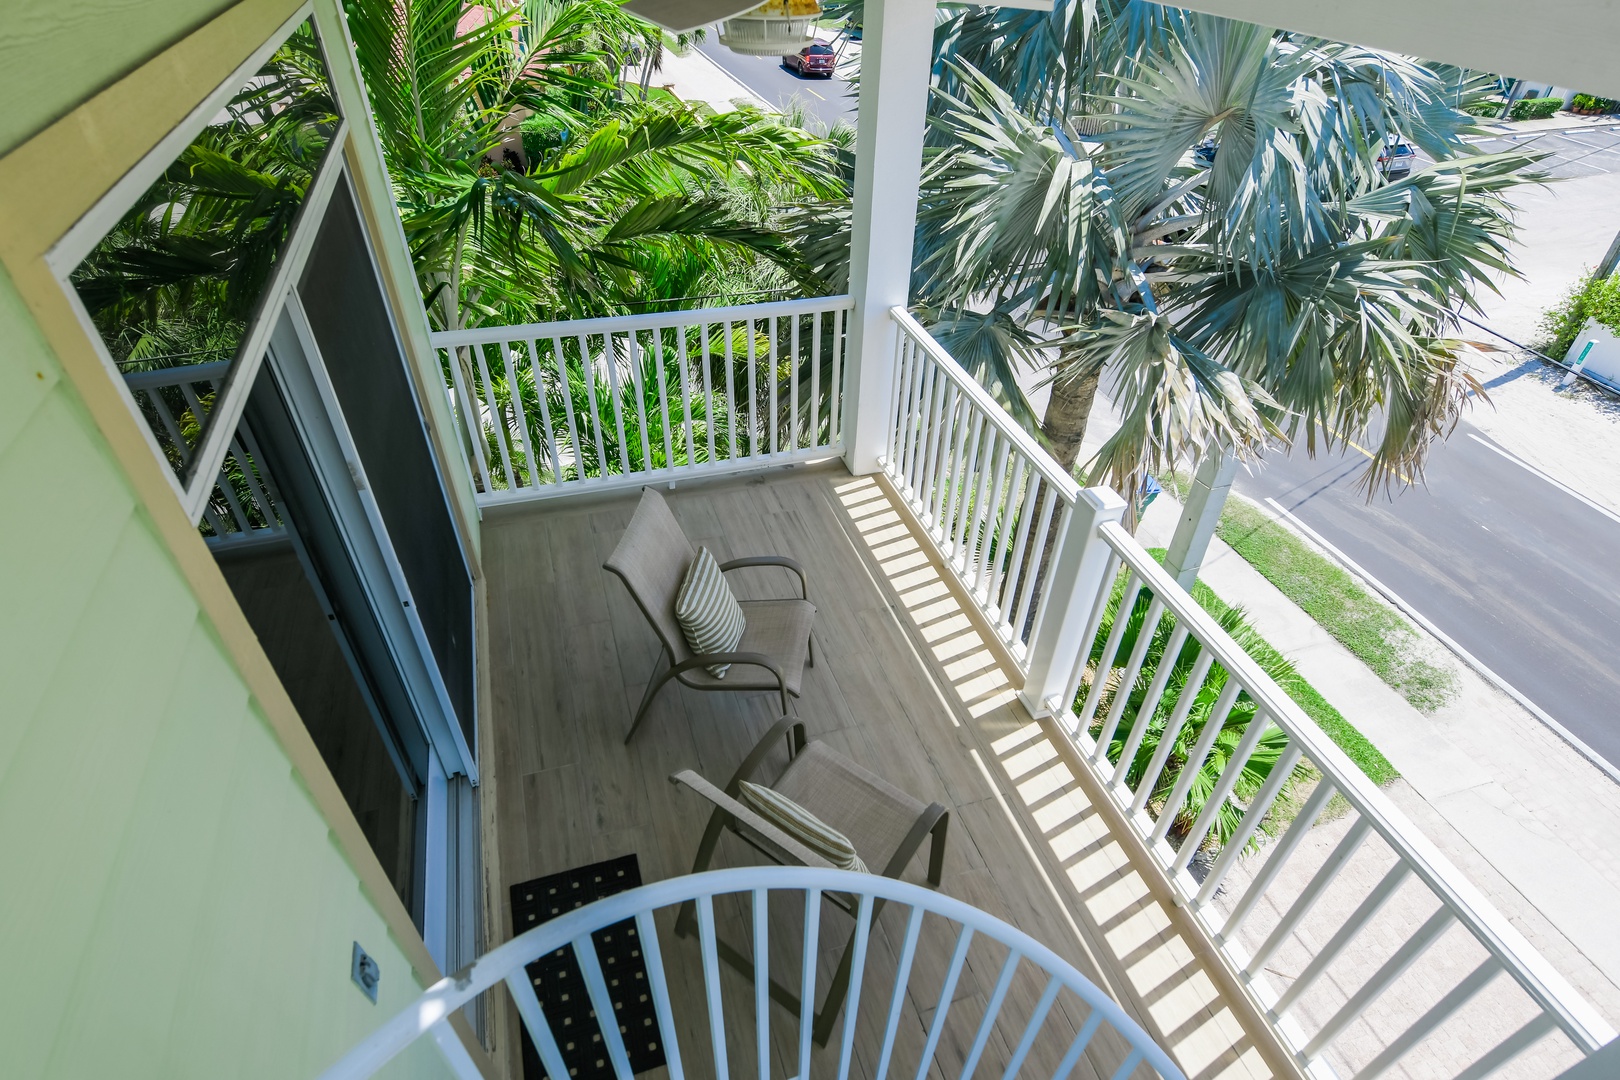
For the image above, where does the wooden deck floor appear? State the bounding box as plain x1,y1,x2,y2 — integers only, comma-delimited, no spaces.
481,465,1275,1080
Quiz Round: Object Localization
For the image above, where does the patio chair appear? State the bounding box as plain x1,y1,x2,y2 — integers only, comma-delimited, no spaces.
670,716,949,1046
604,488,816,744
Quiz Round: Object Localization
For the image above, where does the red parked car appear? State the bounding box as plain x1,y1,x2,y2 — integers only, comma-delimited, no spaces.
783,41,837,78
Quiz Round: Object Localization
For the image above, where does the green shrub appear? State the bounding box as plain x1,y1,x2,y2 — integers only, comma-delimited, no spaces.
1571,93,1620,113
519,114,570,161
1464,99,1507,117
1509,96,1563,121
1537,273,1620,359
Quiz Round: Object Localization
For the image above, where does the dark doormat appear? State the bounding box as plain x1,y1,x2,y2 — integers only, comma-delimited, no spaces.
509,853,668,1080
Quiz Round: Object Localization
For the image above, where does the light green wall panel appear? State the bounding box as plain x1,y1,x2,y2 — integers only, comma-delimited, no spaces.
0,266,453,1079
0,0,238,156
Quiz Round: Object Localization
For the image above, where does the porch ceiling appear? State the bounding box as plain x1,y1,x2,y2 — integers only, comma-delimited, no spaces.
481,464,1272,1080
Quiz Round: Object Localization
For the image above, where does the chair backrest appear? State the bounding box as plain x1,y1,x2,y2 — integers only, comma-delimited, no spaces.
604,488,696,661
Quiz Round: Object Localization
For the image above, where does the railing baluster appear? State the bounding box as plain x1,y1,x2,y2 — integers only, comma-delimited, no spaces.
649,328,673,469
427,1018,485,1080
695,894,728,1080
876,904,925,1080
1303,908,1456,1059
913,925,974,1080
1111,621,1187,777
902,337,931,492
1149,678,1243,845
444,346,492,493
1131,649,1214,812
768,315,779,456
602,333,631,476
573,930,635,1080
1352,960,1499,1080
972,433,1010,595
724,320,739,461
233,429,280,529
987,454,1028,607
952,411,987,567
1050,1012,1104,1080
746,317,760,457
1248,816,1374,975
835,893,876,1080
633,911,686,1080
831,305,847,445
550,335,582,483
509,341,547,487
675,325,696,466
752,888,770,1080
1195,743,1303,905
885,326,911,469
1092,596,1167,763
1222,779,1337,939
1001,975,1061,1080
997,466,1036,625
628,330,653,472
505,970,572,1080
914,353,946,502
961,950,1020,1080
575,333,606,478
1106,1048,1143,1080
790,312,801,452
929,384,961,530
1015,492,1064,650
472,343,515,491
1273,862,1413,1016
809,309,823,448
699,322,716,464
798,888,822,1080
1075,574,1144,732
1172,712,1276,870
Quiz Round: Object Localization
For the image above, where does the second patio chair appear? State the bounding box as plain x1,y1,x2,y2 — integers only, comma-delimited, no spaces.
604,487,816,743
669,716,949,1046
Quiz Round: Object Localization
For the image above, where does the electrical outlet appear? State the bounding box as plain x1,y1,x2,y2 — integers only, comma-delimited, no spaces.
351,942,380,1003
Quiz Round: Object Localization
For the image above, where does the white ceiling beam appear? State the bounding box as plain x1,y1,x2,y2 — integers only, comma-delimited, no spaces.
1181,0,1620,99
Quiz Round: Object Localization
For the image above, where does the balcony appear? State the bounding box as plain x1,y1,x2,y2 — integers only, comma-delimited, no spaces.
304,301,1611,1080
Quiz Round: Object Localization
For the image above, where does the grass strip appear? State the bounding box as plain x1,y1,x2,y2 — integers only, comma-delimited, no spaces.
1189,572,1399,786
1213,498,1457,714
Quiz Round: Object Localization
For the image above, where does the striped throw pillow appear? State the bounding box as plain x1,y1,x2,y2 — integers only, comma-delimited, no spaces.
738,781,869,873
675,547,746,677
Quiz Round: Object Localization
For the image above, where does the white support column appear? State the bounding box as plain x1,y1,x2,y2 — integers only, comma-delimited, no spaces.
841,0,937,476
1020,486,1128,719
1163,449,1238,591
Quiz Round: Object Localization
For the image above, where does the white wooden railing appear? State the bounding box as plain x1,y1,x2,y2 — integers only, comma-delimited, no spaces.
880,308,1082,674
315,867,1185,1080
879,313,1614,1079
432,297,854,506
123,363,286,548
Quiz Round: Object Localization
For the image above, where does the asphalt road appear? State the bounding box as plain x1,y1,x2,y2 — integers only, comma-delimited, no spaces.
696,36,856,129
1233,420,1620,769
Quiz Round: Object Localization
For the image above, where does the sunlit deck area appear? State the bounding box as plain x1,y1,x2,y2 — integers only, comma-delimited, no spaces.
481,464,1276,1080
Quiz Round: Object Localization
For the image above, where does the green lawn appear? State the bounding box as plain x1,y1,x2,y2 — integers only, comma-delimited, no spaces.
1146,549,1399,786
1212,498,1458,714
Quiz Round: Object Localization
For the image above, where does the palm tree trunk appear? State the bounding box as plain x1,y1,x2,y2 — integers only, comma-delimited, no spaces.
1041,367,1101,474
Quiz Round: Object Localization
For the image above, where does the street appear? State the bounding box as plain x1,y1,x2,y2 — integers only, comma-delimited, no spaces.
1233,416,1620,769
695,35,856,129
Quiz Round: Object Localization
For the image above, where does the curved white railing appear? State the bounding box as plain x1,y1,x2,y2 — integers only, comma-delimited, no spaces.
881,308,1080,672
316,867,1186,1080
432,296,853,507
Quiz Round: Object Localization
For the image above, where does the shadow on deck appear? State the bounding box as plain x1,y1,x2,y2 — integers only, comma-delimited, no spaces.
481,464,1274,1080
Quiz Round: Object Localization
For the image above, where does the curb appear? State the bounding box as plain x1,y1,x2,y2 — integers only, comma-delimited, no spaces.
1259,497,1620,789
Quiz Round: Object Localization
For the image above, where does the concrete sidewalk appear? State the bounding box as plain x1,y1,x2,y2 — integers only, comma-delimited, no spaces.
651,46,769,113
1134,493,1620,1030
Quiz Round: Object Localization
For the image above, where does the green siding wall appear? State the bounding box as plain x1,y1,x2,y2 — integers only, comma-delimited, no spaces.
0,267,451,1077
0,0,237,156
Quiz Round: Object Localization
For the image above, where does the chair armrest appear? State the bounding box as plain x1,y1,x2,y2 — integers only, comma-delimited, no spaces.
670,770,835,870
719,555,808,601
724,716,808,793
668,651,785,686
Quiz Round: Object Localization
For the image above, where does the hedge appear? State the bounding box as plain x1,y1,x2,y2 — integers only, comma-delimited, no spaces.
1537,273,1620,360
1510,96,1563,121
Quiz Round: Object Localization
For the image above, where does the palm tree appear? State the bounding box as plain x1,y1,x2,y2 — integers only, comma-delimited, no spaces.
345,0,844,335
917,4,1541,565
